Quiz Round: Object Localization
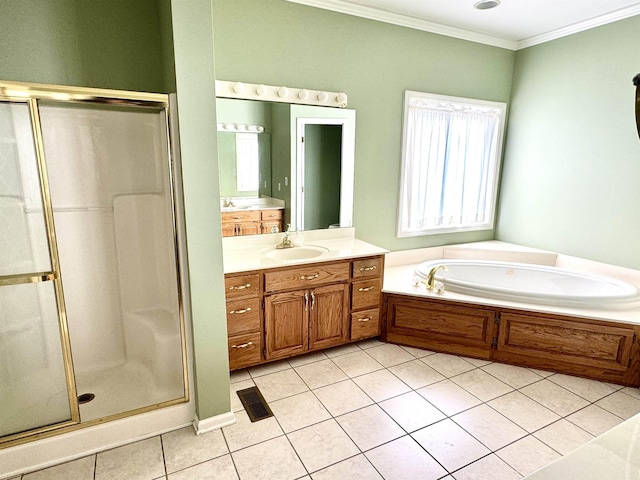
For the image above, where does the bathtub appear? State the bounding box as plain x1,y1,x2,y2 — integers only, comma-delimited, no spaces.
414,259,640,309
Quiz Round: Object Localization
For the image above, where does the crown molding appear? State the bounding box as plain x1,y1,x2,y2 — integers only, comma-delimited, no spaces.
516,4,640,49
286,0,517,50
287,0,640,51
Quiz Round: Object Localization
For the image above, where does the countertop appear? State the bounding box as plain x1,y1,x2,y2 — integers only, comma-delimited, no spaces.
524,412,640,479
222,227,388,274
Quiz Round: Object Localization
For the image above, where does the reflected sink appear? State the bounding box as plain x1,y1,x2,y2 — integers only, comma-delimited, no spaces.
265,245,329,261
221,205,253,211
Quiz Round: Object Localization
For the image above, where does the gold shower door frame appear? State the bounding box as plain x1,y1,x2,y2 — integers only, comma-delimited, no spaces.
0,82,189,449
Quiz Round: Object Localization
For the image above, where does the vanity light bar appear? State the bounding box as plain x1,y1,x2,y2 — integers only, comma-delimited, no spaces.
217,123,265,133
215,80,348,108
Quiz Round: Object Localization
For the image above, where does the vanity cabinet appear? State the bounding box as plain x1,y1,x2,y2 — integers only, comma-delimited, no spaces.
221,208,284,237
225,273,262,370
224,254,385,370
382,295,640,386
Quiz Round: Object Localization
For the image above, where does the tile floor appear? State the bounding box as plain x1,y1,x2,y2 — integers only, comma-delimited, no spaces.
15,339,640,480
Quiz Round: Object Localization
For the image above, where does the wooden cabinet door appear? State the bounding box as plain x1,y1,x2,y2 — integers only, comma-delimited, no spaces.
264,290,309,360
494,311,636,382
222,224,236,237
237,222,260,236
309,284,350,351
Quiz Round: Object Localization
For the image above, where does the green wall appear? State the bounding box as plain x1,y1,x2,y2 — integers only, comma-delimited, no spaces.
498,16,640,269
211,0,515,251
0,0,168,92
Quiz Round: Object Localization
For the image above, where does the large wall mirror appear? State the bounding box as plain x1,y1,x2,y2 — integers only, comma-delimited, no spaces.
216,84,355,234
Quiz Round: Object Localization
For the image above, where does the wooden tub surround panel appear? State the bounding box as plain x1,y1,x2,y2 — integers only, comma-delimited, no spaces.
382,294,640,387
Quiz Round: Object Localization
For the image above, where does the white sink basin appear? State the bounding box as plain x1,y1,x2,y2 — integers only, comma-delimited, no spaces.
265,245,329,261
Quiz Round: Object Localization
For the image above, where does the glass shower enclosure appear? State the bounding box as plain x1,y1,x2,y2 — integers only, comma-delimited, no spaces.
0,83,187,447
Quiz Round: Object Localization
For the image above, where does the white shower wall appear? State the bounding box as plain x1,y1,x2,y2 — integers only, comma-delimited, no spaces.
39,105,183,410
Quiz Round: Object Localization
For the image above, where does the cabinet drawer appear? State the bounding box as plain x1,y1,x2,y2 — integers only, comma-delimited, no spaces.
225,273,260,299
351,309,380,340
265,262,350,292
352,256,383,279
226,298,261,336
351,278,382,310
260,209,283,221
228,332,262,370
221,210,260,223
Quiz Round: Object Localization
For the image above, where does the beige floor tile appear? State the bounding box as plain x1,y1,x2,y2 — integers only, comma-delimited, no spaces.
379,391,445,432
331,350,384,378
452,454,522,480
287,419,359,473
294,358,348,389
453,404,527,451
336,404,404,451
252,368,309,402
366,435,447,480
222,409,283,452
230,379,255,412
533,419,594,455
520,379,589,416
421,352,476,377
356,338,386,349
162,426,228,474
417,379,482,416
526,368,554,378
313,379,374,416
400,345,435,358
596,390,640,419
95,437,164,480
288,351,328,368
566,404,624,436
324,343,362,358
352,369,411,402
481,362,542,389
621,386,640,400
388,359,445,389
310,454,383,480
496,436,561,477
230,369,251,383
450,369,513,402
248,359,292,378
270,391,331,433
488,391,560,432
167,454,238,480
23,456,95,480
232,436,307,480
462,356,492,368
365,343,415,367
412,419,490,472
547,373,618,402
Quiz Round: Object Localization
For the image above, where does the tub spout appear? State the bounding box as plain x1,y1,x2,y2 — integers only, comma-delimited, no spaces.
426,264,448,290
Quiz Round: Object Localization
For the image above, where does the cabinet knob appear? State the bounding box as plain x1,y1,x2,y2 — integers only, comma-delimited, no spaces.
357,317,372,322
231,342,253,349
359,265,377,272
229,283,251,290
300,273,319,280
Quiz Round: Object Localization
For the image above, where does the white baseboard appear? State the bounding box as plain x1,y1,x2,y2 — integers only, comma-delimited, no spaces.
193,411,236,434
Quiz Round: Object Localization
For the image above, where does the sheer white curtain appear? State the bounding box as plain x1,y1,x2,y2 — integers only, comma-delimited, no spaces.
399,93,504,236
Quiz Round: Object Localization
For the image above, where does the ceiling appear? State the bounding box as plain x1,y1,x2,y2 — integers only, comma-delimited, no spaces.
287,0,640,50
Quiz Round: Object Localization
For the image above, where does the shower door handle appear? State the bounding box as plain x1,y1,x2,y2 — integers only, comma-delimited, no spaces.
0,271,57,287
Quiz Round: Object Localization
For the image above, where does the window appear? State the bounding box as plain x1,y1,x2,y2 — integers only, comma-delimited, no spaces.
397,91,506,237
235,133,259,191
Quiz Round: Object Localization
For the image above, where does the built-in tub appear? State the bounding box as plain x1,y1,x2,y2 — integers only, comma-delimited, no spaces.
414,259,640,309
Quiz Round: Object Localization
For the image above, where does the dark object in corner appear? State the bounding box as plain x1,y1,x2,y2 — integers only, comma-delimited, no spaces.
634,74,640,140
236,386,273,422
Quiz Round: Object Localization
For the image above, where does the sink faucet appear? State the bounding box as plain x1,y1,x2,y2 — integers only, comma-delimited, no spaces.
426,264,448,291
223,197,235,208
276,225,295,249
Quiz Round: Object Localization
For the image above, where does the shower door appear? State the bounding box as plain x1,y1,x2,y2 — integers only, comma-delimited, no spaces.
0,100,78,443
